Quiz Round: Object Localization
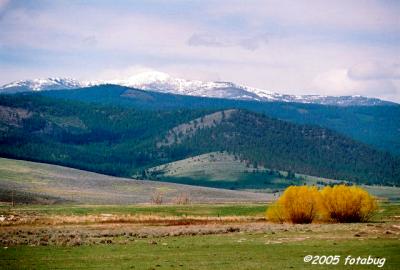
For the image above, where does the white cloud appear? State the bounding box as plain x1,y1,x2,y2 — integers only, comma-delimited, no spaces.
313,69,359,96
0,4,193,53
91,66,158,82
312,67,400,102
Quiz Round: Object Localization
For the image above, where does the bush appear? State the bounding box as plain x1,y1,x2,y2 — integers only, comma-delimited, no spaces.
321,185,377,222
173,192,190,205
266,186,322,224
265,203,285,223
266,184,378,224
150,191,163,205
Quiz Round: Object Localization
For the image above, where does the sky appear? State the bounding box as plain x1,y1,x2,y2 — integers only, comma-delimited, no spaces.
0,0,399,102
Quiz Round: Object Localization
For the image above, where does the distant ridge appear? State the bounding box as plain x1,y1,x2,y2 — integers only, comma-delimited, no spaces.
1,71,395,106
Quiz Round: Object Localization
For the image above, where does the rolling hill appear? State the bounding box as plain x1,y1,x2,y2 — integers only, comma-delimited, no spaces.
0,158,272,204
146,152,327,190
0,93,399,186
145,152,400,200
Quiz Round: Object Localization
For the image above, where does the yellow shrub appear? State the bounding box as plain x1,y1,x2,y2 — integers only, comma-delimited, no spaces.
320,185,377,222
265,202,285,223
266,186,322,224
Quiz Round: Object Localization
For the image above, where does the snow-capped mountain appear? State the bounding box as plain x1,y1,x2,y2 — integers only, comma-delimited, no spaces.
104,71,393,106
0,72,394,106
105,71,263,100
0,77,85,93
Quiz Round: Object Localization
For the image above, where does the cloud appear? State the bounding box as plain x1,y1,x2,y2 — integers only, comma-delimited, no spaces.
0,3,193,53
93,66,158,81
187,33,226,47
348,62,400,80
313,69,359,95
82,35,98,47
187,32,269,51
313,67,399,101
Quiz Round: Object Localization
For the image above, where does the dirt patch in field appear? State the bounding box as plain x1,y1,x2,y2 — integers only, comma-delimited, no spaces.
0,213,264,226
1,215,399,247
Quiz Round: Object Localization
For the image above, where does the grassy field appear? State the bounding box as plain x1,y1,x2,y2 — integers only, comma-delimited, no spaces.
0,201,398,219
0,203,268,217
1,235,398,270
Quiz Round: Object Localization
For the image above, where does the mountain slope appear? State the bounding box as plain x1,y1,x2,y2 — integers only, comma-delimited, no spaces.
40,85,400,155
0,93,398,185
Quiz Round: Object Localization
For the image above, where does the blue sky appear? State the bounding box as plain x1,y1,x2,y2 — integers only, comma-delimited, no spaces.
0,0,399,101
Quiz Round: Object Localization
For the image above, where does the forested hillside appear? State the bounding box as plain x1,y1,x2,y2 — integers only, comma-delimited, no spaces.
41,85,400,155
1,93,399,186
0,94,208,176
159,109,399,185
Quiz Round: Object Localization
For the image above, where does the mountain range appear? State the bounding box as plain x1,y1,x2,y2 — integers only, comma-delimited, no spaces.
0,71,395,106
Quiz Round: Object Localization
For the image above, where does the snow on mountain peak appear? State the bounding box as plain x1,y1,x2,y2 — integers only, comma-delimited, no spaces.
1,77,84,93
0,72,394,106
110,72,393,106
108,72,299,102
108,71,260,99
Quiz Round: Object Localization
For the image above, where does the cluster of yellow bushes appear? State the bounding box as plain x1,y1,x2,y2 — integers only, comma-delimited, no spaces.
266,185,377,224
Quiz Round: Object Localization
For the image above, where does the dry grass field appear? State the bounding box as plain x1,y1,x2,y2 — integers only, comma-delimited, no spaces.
0,157,272,204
